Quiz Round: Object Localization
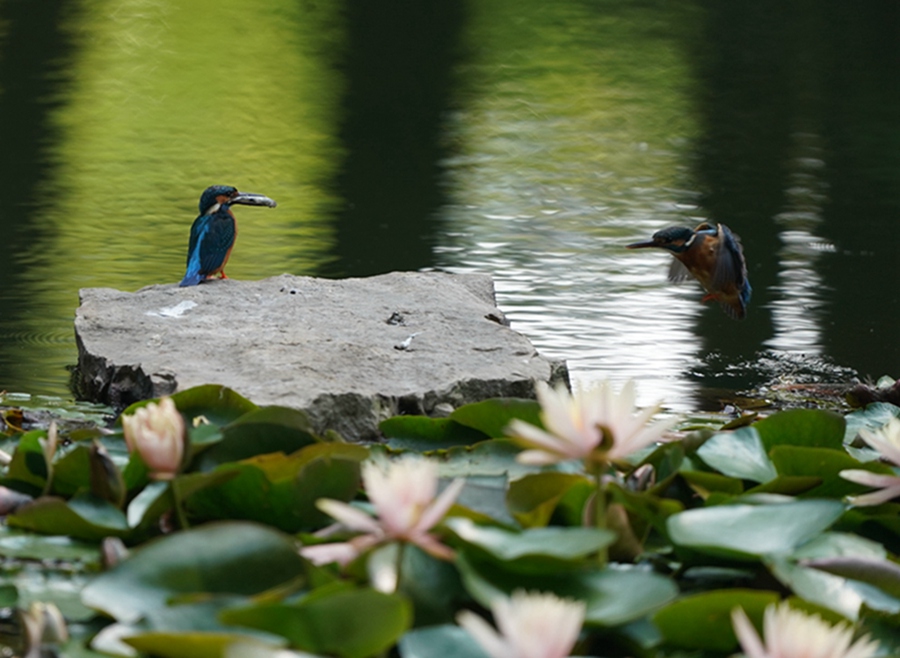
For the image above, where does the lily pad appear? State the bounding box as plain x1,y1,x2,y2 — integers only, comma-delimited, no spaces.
81,522,306,626
8,494,129,542
456,554,677,626
695,427,776,483
769,446,890,498
653,589,779,651
380,416,489,451
449,398,542,439
120,385,257,427
667,498,845,559
447,517,615,573
220,586,411,658
194,406,323,470
399,625,490,658
187,443,367,532
506,472,592,527
755,408,845,451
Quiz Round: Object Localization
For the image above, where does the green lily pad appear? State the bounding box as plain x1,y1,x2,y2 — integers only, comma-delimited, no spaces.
844,402,900,443
769,446,890,498
802,556,900,599
667,498,845,559
653,589,779,651
123,632,277,658
220,586,412,658
755,408,845,451
8,494,129,542
81,522,306,626
4,429,50,492
50,444,93,496
380,416,490,451
506,472,592,527
120,385,257,427
447,517,615,573
399,625,490,658
679,470,744,498
194,406,322,470
456,554,677,626
188,443,366,532
449,398,543,439
695,427,776,483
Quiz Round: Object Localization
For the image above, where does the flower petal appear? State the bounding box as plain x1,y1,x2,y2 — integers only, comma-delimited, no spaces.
416,477,465,533
316,499,383,534
457,610,509,658
299,542,361,566
731,607,767,658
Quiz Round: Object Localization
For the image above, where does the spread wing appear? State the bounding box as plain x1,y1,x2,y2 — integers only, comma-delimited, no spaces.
667,257,694,283
712,224,747,292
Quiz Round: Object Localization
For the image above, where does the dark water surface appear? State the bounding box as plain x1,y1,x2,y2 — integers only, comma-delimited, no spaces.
1,0,898,412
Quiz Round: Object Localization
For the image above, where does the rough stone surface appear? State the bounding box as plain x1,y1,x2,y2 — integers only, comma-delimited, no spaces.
74,272,568,441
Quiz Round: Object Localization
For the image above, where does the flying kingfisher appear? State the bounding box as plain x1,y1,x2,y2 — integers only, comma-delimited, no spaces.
627,222,752,319
179,185,277,287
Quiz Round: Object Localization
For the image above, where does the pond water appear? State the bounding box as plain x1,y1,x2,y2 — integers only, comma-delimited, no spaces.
0,0,898,413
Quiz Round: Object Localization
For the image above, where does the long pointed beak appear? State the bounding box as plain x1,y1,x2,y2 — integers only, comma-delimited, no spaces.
231,192,277,208
626,239,658,249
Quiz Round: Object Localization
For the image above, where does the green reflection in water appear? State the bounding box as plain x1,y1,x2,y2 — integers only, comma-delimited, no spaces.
440,0,705,404
14,0,343,393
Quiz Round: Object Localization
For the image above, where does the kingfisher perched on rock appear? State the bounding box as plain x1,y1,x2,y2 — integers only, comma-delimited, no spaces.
179,185,277,287
627,222,752,320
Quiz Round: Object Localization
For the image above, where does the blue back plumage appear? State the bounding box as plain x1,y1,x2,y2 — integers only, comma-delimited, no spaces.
179,186,238,287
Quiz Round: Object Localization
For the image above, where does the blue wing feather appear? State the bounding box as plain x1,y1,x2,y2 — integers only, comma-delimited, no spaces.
179,211,236,287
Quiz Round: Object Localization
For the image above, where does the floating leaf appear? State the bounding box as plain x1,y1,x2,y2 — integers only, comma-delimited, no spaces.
187,443,367,532
447,517,615,573
456,554,677,626
220,587,411,658
804,556,900,599
194,406,322,470
507,472,592,527
120,385,257,427
5,430,49,492
843,402,900,443
653,589,779,651
769,446,889,498
695,427,776,483
449,398,542,439
667,498,845,559
380,416,489,451
755,409,845,451
81,522,306,626
399,625,490,658
8,494,129,542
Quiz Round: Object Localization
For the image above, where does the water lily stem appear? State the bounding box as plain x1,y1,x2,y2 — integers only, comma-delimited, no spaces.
171,478,190,530
594,468,608,567
395,542,406,594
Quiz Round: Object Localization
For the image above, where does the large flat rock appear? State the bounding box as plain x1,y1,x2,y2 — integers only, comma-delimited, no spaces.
74,272,567,441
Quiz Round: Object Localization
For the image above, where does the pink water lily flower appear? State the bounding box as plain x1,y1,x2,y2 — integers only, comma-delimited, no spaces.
121,397,185,480
300,456,464,566
506,380,674,466
731,603,878,658
840,417,900,505
457,590,585,658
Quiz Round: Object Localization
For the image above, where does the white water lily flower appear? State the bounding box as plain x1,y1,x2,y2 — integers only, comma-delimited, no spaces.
300,456,464,566
731,603,879,658
506,380,675,466
121,397,185,480
840,417,900,505
457,590,585,658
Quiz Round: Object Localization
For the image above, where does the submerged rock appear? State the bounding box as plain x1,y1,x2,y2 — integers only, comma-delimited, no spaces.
73,272,568,441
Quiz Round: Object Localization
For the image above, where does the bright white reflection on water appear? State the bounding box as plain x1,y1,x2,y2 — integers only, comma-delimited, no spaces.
766,133,830,356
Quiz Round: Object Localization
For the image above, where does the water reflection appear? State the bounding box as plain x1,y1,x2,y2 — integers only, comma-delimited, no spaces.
766,133,830,355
